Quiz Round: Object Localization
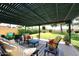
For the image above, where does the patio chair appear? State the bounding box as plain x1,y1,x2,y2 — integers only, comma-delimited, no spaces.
24,34,32,44
24,35,39,47
44,36,62,56
0,42,10,56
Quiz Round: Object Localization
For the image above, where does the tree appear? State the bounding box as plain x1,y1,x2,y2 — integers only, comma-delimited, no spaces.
51,24,57,27
60,24,63,32
42,26,46,30
42,26,46,33
51,23,63,33
65,20,72,25
65,20,72,43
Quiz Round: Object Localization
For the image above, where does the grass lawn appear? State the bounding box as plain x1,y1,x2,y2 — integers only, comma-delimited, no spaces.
32,32,64,40
71,33,79,50
71,40,79,50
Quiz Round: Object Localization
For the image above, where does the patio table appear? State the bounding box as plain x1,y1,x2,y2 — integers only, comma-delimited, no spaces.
29,39,39,47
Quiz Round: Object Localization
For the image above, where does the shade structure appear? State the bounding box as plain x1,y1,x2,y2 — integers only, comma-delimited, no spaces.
0,3,79,26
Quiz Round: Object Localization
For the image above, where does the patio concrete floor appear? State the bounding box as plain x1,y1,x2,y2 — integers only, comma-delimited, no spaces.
59,42,79,56
21,39,79,56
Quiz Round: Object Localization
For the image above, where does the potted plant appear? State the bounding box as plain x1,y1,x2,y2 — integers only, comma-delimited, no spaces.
63,34,70,45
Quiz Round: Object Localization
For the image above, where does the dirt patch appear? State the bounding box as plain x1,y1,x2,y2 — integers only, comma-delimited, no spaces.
0,26,18,35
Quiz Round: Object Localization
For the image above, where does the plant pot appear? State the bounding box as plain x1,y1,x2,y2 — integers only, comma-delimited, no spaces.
65,41,70,45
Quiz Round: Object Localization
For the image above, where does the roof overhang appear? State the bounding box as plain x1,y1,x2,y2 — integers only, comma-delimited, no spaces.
0,3,79,26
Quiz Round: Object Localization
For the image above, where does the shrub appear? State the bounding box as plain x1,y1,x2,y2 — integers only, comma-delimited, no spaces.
18,28,39,35
42,26,46,30
63,34,70,42
49,29,52,33
18,29,26,35
42,26,46,33
71,33,79,40
75,31,79,33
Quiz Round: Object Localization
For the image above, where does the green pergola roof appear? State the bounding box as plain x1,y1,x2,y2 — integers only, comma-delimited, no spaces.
0,3,79,26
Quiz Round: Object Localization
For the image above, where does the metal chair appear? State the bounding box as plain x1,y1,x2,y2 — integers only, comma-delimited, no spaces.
44,37,61,56
0,45,9,56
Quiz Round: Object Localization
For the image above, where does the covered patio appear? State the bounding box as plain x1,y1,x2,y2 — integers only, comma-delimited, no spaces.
0,3,79,56
20,38,79,56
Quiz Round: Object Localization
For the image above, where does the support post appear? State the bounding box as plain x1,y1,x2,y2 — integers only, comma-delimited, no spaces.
25,26,26,33
38,25,40,39
60,24,63,33
9,24,11,28
68,22,71,43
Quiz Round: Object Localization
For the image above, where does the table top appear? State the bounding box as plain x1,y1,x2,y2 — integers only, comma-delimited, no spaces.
29,39,39,43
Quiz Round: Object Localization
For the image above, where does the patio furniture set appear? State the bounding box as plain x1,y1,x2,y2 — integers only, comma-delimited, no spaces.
0,33,61,56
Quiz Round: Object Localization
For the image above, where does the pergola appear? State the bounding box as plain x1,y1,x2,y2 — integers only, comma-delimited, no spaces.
0,3,79,43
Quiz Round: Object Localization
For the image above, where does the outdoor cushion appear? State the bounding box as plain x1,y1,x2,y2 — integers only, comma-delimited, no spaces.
55,36,62,42
24,34,32,40
0,39,16,49
26,35,32,39
6,32,15,40
28,39,39,47
0,34,2,37
29,39,39,44
7,32,14,37
5,45,37,56
0,39,37,56
23,48,36,56
48,39,57,49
